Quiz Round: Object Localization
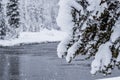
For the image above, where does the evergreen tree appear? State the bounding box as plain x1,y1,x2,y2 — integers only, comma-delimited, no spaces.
6,0,20,39
57,0,120,75
0,0,6,39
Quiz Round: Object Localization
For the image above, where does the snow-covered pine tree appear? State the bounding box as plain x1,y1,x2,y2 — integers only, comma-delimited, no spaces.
6,0,20,39
57,0,120,75
0,0,6,39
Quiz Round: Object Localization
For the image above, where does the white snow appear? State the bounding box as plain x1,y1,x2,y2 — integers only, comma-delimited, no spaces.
66,42,79,62
57,34,73,58
66,39,82,62
90,42,112,75
111,17,120,42
97,77,120,80
56,0,83,32
0,29,67,46
87,0,107,17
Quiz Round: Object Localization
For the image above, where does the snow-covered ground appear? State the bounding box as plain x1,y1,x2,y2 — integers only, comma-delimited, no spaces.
97,77,120,80
0,29,67,46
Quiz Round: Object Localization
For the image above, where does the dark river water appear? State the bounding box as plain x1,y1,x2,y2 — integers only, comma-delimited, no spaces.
0,42,120,80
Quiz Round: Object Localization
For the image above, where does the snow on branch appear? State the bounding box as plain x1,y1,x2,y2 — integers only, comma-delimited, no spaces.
57,0,120,75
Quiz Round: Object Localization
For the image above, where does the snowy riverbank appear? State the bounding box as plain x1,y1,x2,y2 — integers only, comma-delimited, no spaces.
97,77,120,80
0,29,67,46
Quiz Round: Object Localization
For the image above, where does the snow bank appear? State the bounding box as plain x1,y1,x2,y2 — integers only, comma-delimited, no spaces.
0,29,67,46
97,77,120,80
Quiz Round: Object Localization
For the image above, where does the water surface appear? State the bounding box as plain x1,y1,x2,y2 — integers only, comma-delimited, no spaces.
0,42,120,80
